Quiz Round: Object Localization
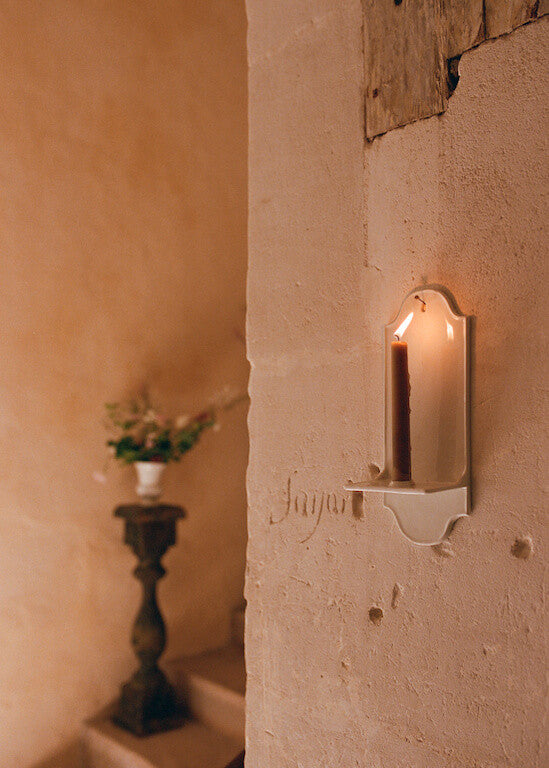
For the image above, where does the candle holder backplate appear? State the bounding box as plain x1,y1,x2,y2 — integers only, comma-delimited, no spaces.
346,285,471,545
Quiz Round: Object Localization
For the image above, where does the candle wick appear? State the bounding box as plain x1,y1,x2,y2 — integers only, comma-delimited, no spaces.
394,334,400,341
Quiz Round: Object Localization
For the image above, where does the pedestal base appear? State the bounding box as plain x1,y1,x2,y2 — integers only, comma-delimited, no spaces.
112,668,189,736
113,504,187,737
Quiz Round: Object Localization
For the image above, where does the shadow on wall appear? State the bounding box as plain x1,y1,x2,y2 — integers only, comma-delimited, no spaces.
31,742,80,768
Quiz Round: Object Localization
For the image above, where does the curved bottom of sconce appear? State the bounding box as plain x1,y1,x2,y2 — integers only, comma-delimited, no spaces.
383,486,469,546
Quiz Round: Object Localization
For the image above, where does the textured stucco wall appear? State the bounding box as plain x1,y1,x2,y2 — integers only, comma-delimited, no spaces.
0,2,247,766
246,3,547,765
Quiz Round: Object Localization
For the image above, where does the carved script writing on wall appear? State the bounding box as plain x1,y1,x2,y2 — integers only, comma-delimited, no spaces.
270,472,362,543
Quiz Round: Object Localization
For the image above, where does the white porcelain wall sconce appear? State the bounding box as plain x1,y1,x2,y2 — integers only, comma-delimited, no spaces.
346,285,471,545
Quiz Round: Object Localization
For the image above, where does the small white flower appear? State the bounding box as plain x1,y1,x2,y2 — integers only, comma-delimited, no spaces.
215,385,238,408
144,409,157,423
175,415,191,429
212,422,221,432
93,471,107,484
107,445,116,456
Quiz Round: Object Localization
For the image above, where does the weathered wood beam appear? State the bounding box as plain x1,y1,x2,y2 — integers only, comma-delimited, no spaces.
485,0,540,38
444,0,485,58
363,0,445,138
364,0,547,139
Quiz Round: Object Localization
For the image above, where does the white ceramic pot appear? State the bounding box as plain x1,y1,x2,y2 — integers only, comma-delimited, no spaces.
134,461,166,504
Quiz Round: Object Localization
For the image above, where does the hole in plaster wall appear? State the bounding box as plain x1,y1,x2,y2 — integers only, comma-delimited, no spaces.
447,55,461,97
511,536,533,559
368,607,384,625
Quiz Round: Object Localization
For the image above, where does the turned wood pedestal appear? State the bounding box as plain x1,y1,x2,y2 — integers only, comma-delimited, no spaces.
113,504,189,736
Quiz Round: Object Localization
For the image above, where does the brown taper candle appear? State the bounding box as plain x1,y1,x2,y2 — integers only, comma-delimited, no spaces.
391,339,411,481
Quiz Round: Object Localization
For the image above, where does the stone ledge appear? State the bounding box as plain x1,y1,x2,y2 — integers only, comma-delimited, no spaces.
82,646,245,768
81,710,242,768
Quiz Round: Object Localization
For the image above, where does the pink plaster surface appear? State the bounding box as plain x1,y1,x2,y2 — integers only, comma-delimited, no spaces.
0,3,247,766
246,2,547,765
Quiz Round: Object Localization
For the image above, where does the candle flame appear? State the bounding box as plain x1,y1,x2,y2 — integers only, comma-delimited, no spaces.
446,320,454,341
394,312,413,340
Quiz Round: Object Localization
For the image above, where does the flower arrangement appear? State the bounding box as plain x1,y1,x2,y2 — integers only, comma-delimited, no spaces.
94,389,247,498
103,398,216,465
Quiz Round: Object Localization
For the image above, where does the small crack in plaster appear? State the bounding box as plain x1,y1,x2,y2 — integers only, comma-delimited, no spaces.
432,540,455,557
391,582,403,609
251,344,363,375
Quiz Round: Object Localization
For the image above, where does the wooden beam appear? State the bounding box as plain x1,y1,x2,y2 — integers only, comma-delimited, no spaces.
364,0,445,139
364,0,548,139
485,0,540,38
443,0,485,58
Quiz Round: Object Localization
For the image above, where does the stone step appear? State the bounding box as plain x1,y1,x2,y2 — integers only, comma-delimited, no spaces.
167,644,245,744
81,645,245,768
81,713,242,768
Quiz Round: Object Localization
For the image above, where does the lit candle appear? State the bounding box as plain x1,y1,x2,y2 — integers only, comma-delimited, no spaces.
391,312,413,482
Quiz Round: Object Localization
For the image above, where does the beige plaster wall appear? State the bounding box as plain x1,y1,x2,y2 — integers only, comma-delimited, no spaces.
0,2,247,766
246,3,547,766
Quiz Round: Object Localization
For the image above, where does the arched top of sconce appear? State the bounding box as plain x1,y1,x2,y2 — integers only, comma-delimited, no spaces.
387,283,467,326
388,284,469,334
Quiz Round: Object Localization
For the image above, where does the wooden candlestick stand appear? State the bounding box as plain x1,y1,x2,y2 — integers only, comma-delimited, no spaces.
112,503,188,736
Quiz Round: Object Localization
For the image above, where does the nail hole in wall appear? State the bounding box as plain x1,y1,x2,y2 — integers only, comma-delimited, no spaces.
369,607,384,625
447,55,461,96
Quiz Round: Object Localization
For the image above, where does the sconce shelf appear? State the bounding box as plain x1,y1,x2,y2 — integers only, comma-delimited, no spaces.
349,285,471,546
345,479,467,496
